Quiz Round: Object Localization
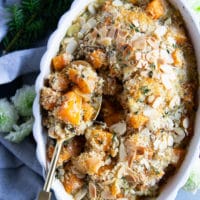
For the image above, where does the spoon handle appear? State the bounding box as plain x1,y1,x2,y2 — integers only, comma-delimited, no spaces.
37,140,63,200
37,191,51,200
44,140,64,192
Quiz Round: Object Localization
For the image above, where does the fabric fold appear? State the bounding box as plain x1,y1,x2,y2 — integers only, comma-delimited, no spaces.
0,47,46,84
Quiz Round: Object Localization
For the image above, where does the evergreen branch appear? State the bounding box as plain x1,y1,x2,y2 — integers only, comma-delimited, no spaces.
4,13,37,52
7,5,24,31
1,0,73,53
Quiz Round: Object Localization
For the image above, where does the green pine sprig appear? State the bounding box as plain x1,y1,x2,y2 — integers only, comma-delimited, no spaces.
1,0,73,53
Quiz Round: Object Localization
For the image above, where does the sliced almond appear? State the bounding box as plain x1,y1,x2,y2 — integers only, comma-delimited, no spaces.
74,188,87,200
161,74,172,89
183,117,189,129
119,139,127,162
152,97,163,109
89,182,97,199
146,50,159,63
154,26,167,38
109,121,126,136
169,95,180,108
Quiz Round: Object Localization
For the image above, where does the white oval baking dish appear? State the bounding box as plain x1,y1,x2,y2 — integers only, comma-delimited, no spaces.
33,0,200,200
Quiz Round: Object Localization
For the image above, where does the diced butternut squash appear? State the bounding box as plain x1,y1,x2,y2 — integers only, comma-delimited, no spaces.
128,0,138,4
68,68,96,94
91,129,113,151
98,164,114,175
82,102,94,121
172,49,183,67
47,145,54,161
73,87,91,102
129,114,148,129
85,156,104,175
63,173,84,194
175,33,187,45
88,49,107,69
55,137,85,165
173,148,186,166
78,77,96,94
58,151,71,165
111,180,121,197
57,91,82,126
173,148,185,157
47,145,71,166
72,151,104,175
146,0,165,20
52,53,71,71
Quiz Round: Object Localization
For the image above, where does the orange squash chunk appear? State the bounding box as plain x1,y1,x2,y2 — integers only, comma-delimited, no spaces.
98,164,114,175
175,33,187,45
111,180,121,197
68,68,96,94
129,114,148,129
47,145,71,166
82,102,94,122
91,129,113,151
63,173,84,194
146,0,165,19
88,49,107,69
172,49,183,67
52,53,71,71
173,148,186,166
57,91,82,126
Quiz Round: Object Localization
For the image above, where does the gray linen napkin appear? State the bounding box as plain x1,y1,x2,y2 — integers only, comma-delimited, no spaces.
0,1,56,199
0,47,56,200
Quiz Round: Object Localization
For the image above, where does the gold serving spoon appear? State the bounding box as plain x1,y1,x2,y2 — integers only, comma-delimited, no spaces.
37,96,102,200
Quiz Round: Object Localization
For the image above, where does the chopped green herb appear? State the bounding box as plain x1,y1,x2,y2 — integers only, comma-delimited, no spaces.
149,71,153,78
135,27,140,32
140,86,150,95
150,63,156,70
129,23,136,29
172,43,178,48
129,23,140,32
167,49,170,54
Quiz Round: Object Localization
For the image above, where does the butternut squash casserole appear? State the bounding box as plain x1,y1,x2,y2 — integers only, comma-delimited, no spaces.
40,0,198,199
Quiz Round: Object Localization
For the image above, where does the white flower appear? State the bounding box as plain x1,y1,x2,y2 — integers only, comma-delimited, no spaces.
4,117,34,143
183,158,200,193
0,99,18,132
11,85,36,117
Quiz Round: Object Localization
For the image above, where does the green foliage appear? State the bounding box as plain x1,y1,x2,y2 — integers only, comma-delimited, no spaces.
1,0,73,53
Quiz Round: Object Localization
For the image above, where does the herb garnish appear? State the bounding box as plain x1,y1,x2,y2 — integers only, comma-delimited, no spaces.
140,86,151,95
129,23,140,32
150,63,156,70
